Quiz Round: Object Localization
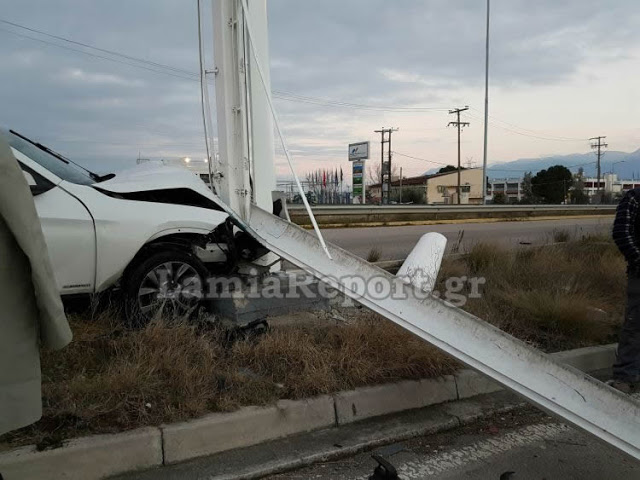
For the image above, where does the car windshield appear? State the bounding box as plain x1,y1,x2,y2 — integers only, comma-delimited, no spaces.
0,128,96,185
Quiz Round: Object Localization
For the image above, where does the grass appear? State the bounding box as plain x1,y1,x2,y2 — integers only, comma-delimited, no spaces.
436,234,624,352
0,310,455,449
551,228,572,243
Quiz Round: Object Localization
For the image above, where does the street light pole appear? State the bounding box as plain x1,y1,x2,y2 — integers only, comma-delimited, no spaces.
481,0,490,205
612,160,625,175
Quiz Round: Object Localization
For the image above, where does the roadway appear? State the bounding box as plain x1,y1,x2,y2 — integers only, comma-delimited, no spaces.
321,217,613,260
268,406,639,480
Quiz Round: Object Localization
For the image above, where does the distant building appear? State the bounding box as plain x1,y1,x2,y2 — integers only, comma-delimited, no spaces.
582,173,640,198
488,173,640,204
369,168,484,205
488,177,524,203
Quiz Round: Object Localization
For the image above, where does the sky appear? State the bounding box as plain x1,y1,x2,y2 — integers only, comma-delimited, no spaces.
0,0,639,182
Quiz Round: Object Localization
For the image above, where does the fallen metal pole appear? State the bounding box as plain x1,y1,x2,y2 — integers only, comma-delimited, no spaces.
246,204,640,460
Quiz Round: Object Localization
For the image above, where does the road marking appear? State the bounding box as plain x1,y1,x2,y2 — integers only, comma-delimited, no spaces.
356,423,569,479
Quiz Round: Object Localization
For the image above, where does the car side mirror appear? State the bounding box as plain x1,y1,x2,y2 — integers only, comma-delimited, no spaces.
23,170,53,196
23,170,37,186
30,184,53,196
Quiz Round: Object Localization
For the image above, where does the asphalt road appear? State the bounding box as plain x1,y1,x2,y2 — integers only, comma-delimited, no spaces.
268,407,640,480
322,217,613,260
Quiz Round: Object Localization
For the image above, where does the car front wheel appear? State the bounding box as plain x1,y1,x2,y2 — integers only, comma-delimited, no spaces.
123,249,209,327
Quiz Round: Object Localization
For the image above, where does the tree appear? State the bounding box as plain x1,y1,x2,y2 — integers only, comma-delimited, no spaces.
390,187,425,204
521,171,534,203
570,167,589,204
493,192,507,204
437,165,466,174
531,165,572,204
367,162,399,185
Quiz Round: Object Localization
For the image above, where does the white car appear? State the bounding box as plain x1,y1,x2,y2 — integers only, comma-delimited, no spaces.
2,128,265,325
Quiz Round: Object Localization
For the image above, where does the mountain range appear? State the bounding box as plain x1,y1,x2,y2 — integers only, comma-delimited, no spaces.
426,148,640,180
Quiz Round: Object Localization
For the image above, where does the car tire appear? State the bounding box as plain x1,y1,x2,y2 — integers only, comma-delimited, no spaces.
123,249,209,327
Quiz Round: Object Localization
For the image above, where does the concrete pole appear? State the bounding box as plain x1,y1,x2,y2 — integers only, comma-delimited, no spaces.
212,0,250,220
246,0,276,212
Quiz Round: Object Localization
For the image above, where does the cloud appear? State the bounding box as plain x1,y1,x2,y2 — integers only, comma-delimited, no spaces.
0,0,638,180
54,68,145,87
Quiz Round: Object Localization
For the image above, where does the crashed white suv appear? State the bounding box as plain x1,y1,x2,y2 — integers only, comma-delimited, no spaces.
2,128,263,325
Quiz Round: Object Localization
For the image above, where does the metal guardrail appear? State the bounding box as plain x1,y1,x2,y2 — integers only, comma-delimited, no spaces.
287,204,616,216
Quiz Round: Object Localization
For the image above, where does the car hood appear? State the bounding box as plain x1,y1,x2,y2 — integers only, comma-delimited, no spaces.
98,163,221,197
95,163,246,228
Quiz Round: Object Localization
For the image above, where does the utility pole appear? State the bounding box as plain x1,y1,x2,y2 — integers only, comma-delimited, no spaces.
399,166,403,204
374,127,398,205
448,107,470,204
482,0,490,204
590,136,608,203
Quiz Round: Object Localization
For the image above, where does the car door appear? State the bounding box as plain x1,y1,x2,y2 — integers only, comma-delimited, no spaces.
20,163,97,295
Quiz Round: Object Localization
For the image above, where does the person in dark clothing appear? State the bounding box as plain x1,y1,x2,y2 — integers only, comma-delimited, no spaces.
611,187,640,393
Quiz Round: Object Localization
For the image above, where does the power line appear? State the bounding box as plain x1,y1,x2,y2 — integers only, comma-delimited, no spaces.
0,27,198,82
0,18,198,77
464,110,587,143
272,90,449,112
468,107,585,141
391,151,450,167
0,18,454,113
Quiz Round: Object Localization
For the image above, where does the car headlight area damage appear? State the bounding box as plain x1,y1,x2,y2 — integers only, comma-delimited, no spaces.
1,127,270,326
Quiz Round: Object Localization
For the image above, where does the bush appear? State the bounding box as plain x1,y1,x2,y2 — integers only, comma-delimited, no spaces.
493,192,507,204
366,247,382,262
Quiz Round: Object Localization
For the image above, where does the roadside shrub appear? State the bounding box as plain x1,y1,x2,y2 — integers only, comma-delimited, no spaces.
366,247,382,262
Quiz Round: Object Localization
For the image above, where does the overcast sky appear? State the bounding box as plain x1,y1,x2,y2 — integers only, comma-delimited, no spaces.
1,0,639,180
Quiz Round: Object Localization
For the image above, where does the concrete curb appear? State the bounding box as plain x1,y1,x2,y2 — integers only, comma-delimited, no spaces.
0,427,161,480
162,395,335,464
0,344,615,479
334,375,458,424
551,343,616,372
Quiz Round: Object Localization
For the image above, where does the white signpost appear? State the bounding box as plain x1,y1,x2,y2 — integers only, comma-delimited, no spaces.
349,142,369,204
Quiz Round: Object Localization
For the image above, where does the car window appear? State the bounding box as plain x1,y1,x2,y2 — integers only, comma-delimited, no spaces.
0,129,95,185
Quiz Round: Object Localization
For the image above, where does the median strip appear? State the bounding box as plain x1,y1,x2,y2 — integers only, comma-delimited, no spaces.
0,344,616,480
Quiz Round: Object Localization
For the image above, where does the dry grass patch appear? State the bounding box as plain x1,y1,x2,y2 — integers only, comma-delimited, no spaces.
233,314,456,398
438,236,624,351
1,309,454,449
